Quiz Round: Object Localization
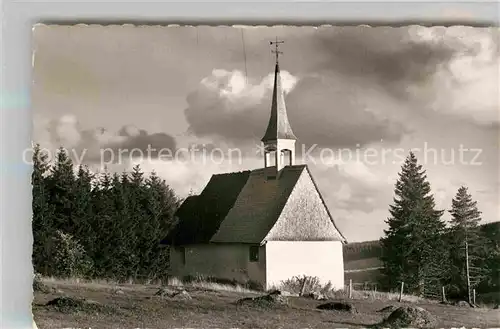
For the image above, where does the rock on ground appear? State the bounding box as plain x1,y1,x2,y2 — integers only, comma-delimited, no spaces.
377,305,398,313
112,288,125,295
236,290,289,308
376,306,437,329
304,292,328,301
455,300,475,308
317,301,357,313
45,296,116,314
155,287,192,300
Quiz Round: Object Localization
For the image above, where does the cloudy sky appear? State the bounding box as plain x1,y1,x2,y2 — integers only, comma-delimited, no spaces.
32,25,499,242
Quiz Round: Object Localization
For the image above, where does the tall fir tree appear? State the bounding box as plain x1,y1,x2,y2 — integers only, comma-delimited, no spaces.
379,152,447,296
129,165,148,278
47,147,76,232
111,171,135,279
90,168,115,277
447,186,488,300
32,144,55,275
142,170,180,279
73,165,95,247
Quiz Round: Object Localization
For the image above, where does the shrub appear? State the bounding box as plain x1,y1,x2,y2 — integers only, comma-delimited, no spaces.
52,230,93,278
279,275,321,295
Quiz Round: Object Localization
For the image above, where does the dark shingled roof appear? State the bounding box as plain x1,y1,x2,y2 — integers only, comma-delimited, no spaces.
160,170,251,245
261,63,297,142
210,165,304,243
161,165,347,246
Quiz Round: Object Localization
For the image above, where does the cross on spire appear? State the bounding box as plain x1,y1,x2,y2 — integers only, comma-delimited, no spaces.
270,37,284,64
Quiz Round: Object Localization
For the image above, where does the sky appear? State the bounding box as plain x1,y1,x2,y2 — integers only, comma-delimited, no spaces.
32,25,500,242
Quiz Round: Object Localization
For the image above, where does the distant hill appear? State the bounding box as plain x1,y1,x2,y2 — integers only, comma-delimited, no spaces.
343,240,381,262
343,240,382,285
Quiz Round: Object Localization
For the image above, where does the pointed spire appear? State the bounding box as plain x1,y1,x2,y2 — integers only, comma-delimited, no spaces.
261,43,297,142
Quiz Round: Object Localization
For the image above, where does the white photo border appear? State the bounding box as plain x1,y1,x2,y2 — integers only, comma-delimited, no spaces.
0,1,498,328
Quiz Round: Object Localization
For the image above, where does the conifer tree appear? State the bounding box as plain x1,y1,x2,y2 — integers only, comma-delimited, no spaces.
73,165,94,246
32,144,55,275
110,171,134,279
31,147,181,281
143,170,179,278
48,147,76,232
127,165,145,278
447,186,487,301
90,169,115,277
379,152,446,296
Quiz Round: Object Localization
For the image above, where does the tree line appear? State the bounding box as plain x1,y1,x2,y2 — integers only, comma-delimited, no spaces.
379,152,499,302
32,145,180,281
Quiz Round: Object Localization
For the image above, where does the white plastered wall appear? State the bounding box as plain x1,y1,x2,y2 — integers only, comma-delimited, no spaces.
265,241,344,290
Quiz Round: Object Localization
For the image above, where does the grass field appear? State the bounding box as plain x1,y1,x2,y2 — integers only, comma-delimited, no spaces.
33,278,500,329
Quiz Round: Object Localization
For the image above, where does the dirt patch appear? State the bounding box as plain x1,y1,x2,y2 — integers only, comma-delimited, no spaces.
375,306,437,329
236,290,289,308
317,301,357,313
45,296,117,314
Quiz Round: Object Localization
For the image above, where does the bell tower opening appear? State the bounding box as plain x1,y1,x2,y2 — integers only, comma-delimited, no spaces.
282,149,293,167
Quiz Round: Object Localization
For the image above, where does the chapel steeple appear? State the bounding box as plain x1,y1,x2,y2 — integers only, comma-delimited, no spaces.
261,38,297,178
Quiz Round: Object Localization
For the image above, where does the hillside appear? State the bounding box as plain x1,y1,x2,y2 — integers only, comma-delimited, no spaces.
33,279,500,329
343,240,382,286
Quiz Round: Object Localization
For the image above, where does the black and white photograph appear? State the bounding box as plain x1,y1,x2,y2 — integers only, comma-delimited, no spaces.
29,24,499,328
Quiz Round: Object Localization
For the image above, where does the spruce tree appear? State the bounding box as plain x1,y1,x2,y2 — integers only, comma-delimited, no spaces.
90,169,115,277
380,152,446,296
128,165,146,279
110,171,134,279
48,147,76,233
447,186,487,301
73,165,94,247
32,144,55,275
143,171,179,279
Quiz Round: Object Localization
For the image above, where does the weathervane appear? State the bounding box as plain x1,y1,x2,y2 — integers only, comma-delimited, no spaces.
270,37,284,64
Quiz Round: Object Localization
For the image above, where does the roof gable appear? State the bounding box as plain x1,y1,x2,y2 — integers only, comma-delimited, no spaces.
210,165,305,243
161,170,251,245
163,165,347,245
263,167,346,242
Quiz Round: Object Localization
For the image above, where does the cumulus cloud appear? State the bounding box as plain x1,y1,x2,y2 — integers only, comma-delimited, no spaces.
184,67,405,149
315,26,499,126
413,27,500,125
34,114,177,165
